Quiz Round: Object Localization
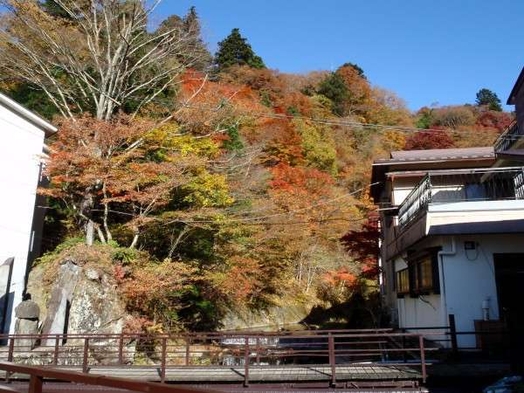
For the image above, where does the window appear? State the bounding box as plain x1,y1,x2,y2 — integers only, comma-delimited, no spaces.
396,268,409,297
397,248,441,297
465,183,486,200
416,256,435,291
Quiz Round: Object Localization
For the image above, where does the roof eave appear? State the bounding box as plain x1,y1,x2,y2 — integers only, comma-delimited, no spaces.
0,93,57,136
507,66,524,105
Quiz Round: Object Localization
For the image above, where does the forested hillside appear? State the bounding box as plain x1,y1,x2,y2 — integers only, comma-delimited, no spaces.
0,1,514,332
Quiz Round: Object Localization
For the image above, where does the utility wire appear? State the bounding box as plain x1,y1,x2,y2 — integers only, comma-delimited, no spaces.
163,181,380,226
80,181,379,228
174,101,513,137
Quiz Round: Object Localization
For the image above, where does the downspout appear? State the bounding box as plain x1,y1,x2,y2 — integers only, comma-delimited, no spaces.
437,236,456,326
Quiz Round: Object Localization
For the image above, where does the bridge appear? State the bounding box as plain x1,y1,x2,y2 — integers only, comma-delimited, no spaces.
0,329,429,391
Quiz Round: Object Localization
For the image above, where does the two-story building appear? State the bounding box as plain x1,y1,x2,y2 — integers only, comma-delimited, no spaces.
372,67,524,356
371,146,524,349
0,93,57,334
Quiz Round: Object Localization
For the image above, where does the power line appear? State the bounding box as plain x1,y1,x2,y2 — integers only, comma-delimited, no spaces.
162,181,380,226
80,181,379,228
175,101,512,137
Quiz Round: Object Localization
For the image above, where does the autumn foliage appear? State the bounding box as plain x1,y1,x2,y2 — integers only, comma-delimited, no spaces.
20,2,512,331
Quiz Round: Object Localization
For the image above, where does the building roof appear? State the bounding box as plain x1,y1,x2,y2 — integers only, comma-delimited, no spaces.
371,147,496,202
382,147,494,163
507,66,524,105
0,93,57,137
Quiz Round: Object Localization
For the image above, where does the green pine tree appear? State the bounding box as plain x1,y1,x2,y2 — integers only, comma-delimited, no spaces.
476,88,502,112
317,72,350,117
214,28,265,72
40,0,70,18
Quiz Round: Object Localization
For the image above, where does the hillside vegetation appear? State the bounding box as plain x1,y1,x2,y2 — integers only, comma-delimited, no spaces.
0,1,514,332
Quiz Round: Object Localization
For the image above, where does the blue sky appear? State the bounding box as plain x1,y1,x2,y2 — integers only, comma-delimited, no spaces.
156,1,524,112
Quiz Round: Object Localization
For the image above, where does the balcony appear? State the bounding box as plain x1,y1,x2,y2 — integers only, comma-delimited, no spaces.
387,167,524,256
494,121,524,159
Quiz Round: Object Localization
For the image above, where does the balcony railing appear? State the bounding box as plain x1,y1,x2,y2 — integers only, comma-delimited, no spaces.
398,167,524,229
494,121,521,152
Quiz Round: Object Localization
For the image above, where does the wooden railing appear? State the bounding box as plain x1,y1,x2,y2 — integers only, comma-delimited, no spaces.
0,329,428,386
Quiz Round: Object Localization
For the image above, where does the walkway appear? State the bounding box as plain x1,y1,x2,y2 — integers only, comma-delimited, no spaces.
0,330,427,389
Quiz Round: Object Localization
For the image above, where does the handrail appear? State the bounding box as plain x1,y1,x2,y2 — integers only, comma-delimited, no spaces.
0,328,394,339
398,173,432,229
397,167,524,230
0,330,428,386
494,120,520,152
0,361,216,393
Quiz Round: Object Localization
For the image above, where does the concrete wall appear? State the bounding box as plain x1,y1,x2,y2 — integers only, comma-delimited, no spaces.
440,235,498,348
443,234,524,347
428,200,524,228
394,257,445,342
394,234,524,349
0,104,47,333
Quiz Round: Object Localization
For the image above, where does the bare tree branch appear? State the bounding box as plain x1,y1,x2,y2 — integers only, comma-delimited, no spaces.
0,0,209,120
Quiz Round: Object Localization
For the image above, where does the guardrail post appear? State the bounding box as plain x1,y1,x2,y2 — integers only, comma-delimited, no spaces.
7,336,14,363
256,337,260,365
6,336,14,382
160,337,167,383
328,333,336,387
53,335,59,365
449,314,459,360
402,334,407,363
185,336,190,366
118,334,124,365
82,338,89,373
418,335,427,384
243,337,249,387
28,374,43,393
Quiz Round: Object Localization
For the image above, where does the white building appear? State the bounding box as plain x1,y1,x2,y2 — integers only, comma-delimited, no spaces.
371,146,524,350
0,93,57,334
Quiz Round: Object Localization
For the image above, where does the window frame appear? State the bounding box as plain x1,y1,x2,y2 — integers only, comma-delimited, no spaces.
398,248,441,297
396,268,410,297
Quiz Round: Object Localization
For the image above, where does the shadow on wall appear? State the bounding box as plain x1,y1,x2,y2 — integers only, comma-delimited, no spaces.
0,257,14,338
0,292,14,339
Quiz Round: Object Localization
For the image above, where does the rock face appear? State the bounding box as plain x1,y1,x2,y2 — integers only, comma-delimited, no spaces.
40,260,80,342
27,257,127,339
221,302,311,331
68,266,125,335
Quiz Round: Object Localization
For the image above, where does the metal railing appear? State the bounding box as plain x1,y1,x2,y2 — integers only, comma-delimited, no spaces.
494,121,521,152
0,329,428,386
0,361,216,393
398,167,524,230
398,174,432,228
400,315,510,360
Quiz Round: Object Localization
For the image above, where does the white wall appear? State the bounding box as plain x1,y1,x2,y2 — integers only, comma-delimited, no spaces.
394,234,524,349
428,200,524,228
0,104,47,333
394,257,446,345
443,234,524,348
391,177,422,205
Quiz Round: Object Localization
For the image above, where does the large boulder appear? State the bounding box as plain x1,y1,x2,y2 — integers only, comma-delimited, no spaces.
27,248,128,338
